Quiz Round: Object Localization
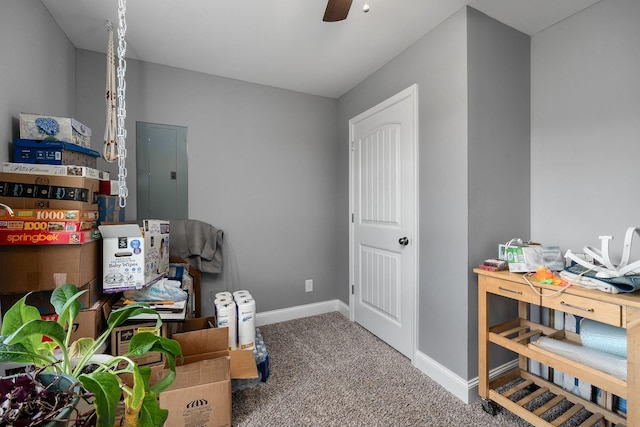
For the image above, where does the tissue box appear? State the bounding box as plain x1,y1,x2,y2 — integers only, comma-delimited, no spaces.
20,114,91,148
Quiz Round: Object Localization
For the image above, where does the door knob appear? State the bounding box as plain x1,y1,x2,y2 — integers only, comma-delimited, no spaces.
399,237,409,246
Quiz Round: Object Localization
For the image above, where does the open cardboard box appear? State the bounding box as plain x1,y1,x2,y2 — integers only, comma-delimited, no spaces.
154,317,258,427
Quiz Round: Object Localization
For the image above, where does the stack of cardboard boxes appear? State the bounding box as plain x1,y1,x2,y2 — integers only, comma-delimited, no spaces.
0,113,171,365
1,114,102,293
0,114,259,423
0,113,111,342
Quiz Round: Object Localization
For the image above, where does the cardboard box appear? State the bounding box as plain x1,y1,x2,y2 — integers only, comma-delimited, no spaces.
71,293,118,341
111,322,168,369
13,139,99,168
99,180,119,196
97,195,124,224
172,319,258,379
173,316,217,336
0,172,99,211
0,228,100,245
156,320,259,427
98,220,169,293
19,114,91,148
0,279,100,317
0,208,99,221
141,219,170,284
2,162,108,180
0,218,96,232
0,240,98,293
159,358,232,427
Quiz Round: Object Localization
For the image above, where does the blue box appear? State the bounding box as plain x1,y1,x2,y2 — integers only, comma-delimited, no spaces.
13,138,100,168
97,195,125,225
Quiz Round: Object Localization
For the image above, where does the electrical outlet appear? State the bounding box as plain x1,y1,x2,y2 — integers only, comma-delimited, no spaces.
305,279,313,292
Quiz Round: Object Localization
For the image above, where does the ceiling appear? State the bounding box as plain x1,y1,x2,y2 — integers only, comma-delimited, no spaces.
41,0,601,99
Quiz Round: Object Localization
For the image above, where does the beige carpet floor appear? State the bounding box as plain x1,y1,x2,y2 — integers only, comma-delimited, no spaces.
231,311,538,426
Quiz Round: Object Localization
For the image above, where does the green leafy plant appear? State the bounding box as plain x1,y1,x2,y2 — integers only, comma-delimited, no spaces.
0,284,183,427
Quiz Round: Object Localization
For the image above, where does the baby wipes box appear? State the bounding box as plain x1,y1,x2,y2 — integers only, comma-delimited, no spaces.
98,220,169,293
140,219,170,285
99,224,145,293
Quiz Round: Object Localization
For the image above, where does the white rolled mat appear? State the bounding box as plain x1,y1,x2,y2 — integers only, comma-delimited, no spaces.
215,300,237,349
533,336,627,380
236,298,256,349
580,318,627,358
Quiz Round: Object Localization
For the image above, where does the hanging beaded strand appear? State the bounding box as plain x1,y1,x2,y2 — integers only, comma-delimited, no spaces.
116,0,128,208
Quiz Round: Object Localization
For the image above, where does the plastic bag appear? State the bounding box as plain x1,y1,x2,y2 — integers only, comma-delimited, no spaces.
123,278,188,302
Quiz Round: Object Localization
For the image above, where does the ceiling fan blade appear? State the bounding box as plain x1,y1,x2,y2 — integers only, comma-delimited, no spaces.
323,0,353,22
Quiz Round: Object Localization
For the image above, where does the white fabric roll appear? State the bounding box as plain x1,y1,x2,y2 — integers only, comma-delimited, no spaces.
215,301,237,349
236,298,256,350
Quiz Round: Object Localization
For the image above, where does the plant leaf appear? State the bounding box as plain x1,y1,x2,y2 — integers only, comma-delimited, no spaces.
79,371,121,427
0,340,39,364
139,393,169,427
51,284,86,330
4,319,66,354
127,333,181,394
127,333,181,358
1,294,42,353
68,337,96,359
149,365,176,396
125,365,146,417
106,305,162,331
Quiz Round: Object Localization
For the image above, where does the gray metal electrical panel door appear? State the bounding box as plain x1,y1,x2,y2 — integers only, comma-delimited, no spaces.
136,122,188,220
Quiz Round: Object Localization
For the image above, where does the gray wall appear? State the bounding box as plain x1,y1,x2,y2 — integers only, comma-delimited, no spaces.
467,9,531,377
0,0,76,154
75,51,341,316
531,0,640,256
338,7,530,380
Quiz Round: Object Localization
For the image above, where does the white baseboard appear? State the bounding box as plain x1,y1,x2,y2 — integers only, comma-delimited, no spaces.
414,350,519,404
255,299,349,326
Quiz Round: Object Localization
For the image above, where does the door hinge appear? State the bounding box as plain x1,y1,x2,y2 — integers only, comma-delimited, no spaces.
351,213,354,223
351,284,355,295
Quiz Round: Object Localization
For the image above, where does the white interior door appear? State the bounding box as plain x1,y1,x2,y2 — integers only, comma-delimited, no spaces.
349,85,418,360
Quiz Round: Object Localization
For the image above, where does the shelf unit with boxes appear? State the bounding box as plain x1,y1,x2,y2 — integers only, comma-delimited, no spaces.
475,269,638,427
170,256,201,318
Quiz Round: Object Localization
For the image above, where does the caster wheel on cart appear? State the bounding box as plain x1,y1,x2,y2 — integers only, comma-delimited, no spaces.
481,399,500,416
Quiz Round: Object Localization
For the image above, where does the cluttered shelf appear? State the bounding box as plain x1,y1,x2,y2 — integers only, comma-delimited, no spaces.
170,256,201,318
475,269,640,427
